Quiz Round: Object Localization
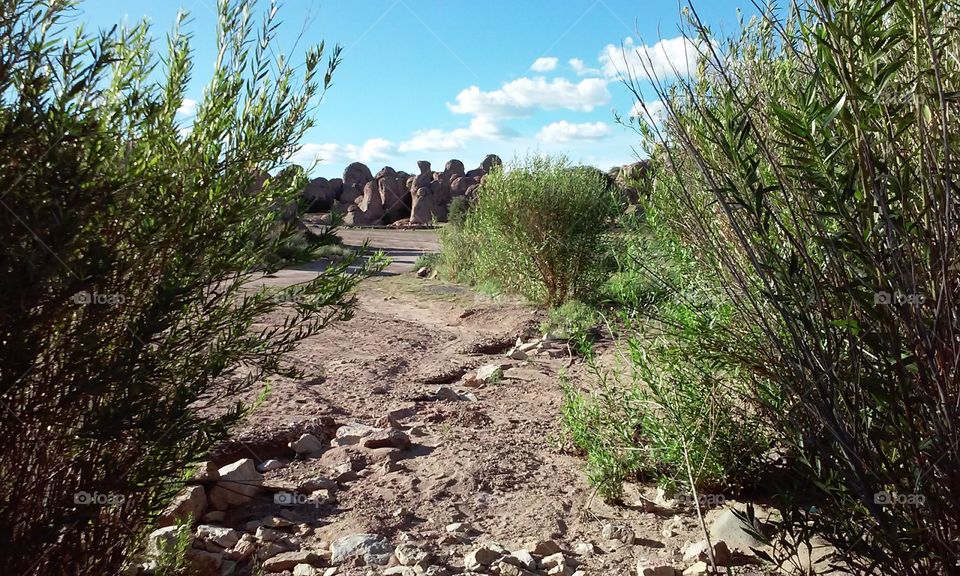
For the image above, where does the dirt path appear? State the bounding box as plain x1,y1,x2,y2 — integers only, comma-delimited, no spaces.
194,229,775,576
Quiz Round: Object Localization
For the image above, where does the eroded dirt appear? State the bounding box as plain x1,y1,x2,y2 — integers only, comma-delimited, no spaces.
202,228,776,576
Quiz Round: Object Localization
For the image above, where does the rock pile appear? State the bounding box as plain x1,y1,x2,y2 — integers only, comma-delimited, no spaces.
302,155,502,226
141,420,416,576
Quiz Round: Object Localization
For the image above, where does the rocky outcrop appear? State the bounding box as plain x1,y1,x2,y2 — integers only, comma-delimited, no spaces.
299,155,502,226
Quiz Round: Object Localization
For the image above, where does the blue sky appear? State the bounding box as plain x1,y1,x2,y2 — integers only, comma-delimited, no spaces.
81,0,754,178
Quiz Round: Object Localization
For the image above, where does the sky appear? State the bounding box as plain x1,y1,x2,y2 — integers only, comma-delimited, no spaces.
81,0,755,179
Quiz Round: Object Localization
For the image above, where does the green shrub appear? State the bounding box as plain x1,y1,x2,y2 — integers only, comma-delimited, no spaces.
439,155,620,306
563,216,772,500
413,252,441,272
622,0,960,572
0,2,381,574
446,195,471,228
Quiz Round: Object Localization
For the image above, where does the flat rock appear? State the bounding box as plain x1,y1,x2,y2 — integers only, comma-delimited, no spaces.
636,564,677,576
476,364,504,382
330,533,393,566
464,546,502,571
395,543,432,566
289,433,325,456
158,485,207,527
525,539,562,556
293,564,322,576
208,459,263,510
263,550,323,572
333,423,379,445
709,508,763,554
362,428,411,450
504,550,536,569
196,525,240,549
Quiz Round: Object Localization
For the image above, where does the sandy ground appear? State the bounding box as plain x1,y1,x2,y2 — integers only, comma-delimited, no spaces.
203,227,777,576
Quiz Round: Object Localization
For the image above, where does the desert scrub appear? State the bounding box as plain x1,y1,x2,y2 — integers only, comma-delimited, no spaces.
439,155,621,306
0,2,383,574
621,0,960,572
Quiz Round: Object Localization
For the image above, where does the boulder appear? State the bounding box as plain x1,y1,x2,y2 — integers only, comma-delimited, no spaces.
343,162,373,191
380,176,410,223
208,459,263,510
356,180,385,224
443,159,465,178
158,485,207,527
339,183,363,206
450,176,476,197
409,187,435,225
375,166,397,179
429,180,448,221
303,177,339,212
329,533,393,566
480,153,502,172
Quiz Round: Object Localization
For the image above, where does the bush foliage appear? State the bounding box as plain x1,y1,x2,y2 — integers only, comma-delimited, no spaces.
439,155,620,306
0,1,379,574
618,0,960,572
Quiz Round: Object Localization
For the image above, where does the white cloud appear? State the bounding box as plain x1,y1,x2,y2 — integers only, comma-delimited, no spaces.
569,58,601,76
599,36,698,80
448,77,611,119
629,99,667,121
398,116,512,153
291,138,395,165
354,137,395,162
530,57,559,72
537,121,612,143
177,98,197,116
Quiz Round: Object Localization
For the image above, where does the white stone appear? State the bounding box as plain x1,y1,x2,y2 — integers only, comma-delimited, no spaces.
196,525,240,549
289,433,325,456
208,459,263,510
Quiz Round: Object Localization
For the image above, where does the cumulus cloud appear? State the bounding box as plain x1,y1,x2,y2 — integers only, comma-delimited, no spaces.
569,58,601,76
448,77,611,119
530,57,559,72
629,99,667,121
177,98,197,115
537,121,612,143
599,36,698,80
290,138,395,165
398,116,513,153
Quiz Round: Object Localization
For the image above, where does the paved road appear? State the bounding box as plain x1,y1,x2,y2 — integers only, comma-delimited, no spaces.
338,227,441,274
255,227,441,288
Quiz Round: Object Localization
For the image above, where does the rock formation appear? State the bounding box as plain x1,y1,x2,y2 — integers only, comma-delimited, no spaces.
299,155,502,226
